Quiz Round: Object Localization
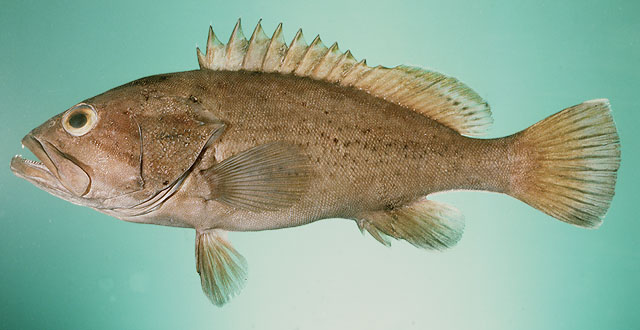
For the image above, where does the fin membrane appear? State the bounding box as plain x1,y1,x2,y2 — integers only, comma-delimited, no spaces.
356,198,465,250
512,99,620,228
196,230,248,306
205,142,311,212
197,19,492,137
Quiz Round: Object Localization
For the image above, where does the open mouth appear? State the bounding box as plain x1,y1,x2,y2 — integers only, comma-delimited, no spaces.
10,135,63,190
12,134,92,198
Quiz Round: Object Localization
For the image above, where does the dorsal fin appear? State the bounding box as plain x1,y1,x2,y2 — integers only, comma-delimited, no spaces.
196,19,493,136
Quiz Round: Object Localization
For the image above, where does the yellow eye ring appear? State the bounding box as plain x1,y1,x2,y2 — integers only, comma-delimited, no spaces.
62,103,98,136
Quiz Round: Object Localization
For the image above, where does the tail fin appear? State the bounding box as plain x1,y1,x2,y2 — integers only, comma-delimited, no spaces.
512,99,620,228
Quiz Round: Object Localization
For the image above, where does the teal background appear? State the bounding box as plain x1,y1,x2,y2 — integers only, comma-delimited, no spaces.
1,0,638,329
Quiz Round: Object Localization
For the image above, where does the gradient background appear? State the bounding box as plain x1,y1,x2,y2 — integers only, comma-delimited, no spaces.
1,1,638,329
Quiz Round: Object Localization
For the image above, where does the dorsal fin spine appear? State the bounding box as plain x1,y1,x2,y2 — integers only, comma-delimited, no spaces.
340,60,369,86
261,23,286,72
311,42,341,79
280,29,306,74
225,19,248,70
295,35,328,76
326,50,356,83
243,19,270,71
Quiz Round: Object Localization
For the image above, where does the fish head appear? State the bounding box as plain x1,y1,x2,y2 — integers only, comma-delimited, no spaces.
11,95,146,209
11,73,225,215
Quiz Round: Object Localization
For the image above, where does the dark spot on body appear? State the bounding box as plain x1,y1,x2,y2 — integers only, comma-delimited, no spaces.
163,180,169,185
333,138,339,144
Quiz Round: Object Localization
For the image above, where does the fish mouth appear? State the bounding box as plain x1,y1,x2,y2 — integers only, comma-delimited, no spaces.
10,135,89,201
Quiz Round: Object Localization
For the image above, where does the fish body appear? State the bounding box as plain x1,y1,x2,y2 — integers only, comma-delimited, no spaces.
111,70,511,231
10,20,620,306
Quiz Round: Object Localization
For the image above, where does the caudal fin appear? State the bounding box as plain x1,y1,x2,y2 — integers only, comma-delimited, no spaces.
512,99,620,228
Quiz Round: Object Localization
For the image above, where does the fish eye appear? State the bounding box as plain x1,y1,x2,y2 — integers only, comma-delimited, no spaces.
62,104,98,136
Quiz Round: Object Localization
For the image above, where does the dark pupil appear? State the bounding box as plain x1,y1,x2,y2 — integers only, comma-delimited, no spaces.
69,112,88,129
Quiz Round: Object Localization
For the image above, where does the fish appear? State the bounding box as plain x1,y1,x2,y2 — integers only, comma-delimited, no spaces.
10,19,621,306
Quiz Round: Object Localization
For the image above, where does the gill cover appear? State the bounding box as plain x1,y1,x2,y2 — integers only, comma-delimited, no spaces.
135,94,225,193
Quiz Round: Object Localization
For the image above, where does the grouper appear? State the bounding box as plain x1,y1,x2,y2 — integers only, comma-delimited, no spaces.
10,20,621,306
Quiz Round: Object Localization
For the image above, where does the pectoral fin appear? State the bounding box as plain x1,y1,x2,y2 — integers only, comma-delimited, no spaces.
356,198,465,250
204,142,311,211
195,230,248,306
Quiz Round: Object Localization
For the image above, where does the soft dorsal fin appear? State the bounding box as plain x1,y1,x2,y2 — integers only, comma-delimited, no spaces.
196,19,493,136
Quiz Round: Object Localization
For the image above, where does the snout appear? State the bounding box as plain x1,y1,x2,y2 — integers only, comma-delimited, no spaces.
13,133,91,197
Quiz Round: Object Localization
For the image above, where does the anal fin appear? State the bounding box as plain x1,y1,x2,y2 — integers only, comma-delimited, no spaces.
356,198,465,250
196,230,248,306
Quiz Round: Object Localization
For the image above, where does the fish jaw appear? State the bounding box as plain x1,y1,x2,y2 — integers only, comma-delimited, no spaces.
10,134,91,207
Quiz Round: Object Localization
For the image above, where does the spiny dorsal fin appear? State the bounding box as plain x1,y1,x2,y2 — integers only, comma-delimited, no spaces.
197,19,493,136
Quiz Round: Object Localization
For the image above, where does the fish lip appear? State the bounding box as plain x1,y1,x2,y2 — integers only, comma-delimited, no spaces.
10,134,68,194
